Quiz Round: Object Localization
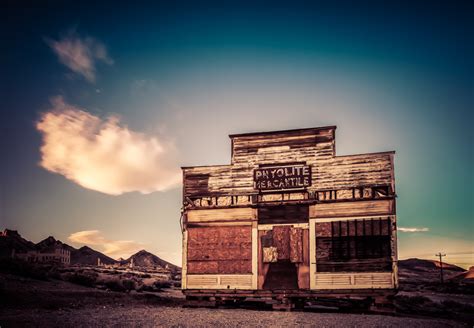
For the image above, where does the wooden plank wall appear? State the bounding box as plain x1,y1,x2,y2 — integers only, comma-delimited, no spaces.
182,127,395,198
310,200,395,218
312,153,394,191
231,128,335,166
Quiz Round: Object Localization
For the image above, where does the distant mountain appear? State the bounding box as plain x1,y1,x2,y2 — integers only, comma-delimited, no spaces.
0,229,35,257
124,250,180,272
398,258,466,284
71,246,117,265
35,236,76,253
449,266,474,284
399,258,465,272
1,229,180,271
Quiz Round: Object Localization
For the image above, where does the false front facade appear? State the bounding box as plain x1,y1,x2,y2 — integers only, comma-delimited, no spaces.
181,126,397,304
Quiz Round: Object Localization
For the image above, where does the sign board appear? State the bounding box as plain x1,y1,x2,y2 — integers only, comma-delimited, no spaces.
254,165,311,190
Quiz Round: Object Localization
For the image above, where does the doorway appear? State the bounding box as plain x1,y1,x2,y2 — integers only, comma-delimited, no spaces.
258,224,310,290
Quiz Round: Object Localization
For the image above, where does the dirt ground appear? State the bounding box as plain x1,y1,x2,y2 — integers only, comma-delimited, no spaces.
1,306,468,328
0,274,470,327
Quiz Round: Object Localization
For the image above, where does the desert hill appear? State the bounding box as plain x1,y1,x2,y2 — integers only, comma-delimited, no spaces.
35,235,76,253
398,258,465,272
122,250,180,272
71,246,117,265
0,229,36,257
0,229,180,270
449,266,474,285
398,258,467,285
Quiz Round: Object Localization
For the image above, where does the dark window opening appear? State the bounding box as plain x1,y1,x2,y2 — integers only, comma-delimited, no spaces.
316,218,392,273
258,204,309,224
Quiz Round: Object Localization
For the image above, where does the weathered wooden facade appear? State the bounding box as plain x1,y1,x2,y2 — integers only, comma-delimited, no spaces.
181,126,397,309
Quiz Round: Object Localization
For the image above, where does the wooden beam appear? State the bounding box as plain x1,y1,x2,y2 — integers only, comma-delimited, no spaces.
309,199,394,218
252,222,258,290
187,207,256,222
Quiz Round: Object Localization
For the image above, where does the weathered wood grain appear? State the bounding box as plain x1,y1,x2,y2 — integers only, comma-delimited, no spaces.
309,200,394,218
187,207,256,223
297,228,310,289
289,227,303,263
312,153,394,191
182,127,395,202
273,225,291,260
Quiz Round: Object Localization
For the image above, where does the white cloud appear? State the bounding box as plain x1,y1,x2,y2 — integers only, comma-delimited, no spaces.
36,96,181,195
68,230,143,258
398,227,430,233
46,33,113,83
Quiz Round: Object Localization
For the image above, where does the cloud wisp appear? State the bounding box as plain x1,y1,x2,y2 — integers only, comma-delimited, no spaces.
46,33,113,83
36,96,181,195
398,227,430,233
68,230,143,258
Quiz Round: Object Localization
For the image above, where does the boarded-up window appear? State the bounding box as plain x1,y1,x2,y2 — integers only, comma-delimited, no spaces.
261,227,303,263
187,226,252,274
315,218,392,272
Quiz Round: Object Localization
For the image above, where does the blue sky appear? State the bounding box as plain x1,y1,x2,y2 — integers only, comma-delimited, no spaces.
1,1,473,267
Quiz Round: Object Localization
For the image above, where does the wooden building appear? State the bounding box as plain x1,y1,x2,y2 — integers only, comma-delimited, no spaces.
181,126,397,309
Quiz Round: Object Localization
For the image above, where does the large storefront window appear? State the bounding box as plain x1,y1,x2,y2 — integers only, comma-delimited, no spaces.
316,218,392,272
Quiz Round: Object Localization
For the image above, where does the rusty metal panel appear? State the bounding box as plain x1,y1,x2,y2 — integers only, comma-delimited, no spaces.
187,246,251,261
297,228,310,289
187,261,218,274
187,226,252,274
315,222,332,237
290,227,303,263
218,260,252,274
260,230,273,247
257,230,270,289
273,225,290,260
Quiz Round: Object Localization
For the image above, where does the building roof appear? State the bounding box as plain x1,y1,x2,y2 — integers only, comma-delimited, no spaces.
228,126,337,138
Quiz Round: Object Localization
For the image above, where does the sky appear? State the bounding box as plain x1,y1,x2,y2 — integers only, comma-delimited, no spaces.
1,1,473,268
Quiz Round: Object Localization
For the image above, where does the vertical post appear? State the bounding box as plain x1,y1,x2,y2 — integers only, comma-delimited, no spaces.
251,220,258,290
435,253,446,284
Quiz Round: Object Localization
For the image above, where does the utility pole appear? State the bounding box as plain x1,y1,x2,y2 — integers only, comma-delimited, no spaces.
435,253,446,284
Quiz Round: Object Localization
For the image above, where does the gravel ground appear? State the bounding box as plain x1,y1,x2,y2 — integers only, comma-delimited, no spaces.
0,306,467,328
0,274,470,327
